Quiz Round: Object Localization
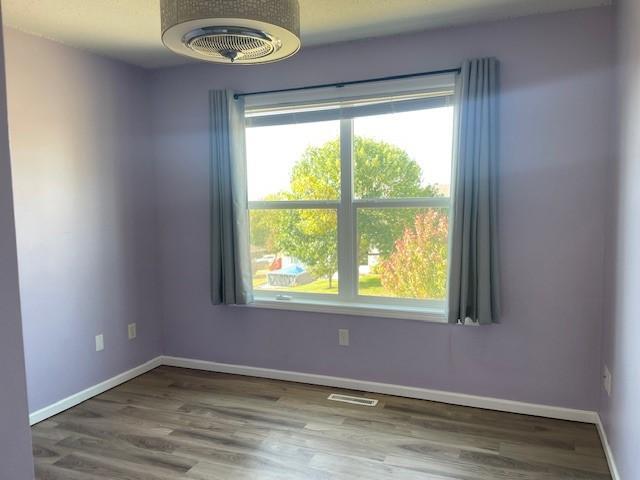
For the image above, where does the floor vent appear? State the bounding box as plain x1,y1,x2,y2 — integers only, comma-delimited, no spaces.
327,393,378,407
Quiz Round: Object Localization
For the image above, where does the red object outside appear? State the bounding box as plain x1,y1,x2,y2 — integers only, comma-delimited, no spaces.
269,257,282,271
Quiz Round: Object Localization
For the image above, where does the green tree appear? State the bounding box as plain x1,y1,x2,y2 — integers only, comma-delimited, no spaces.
249,193,285,253
274,209,338,288
250,137,441,288
287,137,437,200
288,137,439,262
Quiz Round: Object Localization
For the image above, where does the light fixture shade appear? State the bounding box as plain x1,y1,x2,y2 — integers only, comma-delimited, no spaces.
160,0,301,64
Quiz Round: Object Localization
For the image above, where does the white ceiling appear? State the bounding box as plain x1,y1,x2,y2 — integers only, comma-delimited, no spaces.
2,0,611,69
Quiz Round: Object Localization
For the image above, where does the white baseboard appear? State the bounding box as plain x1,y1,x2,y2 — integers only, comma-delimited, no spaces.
29,354,599,427
29,356,163,425
160,355,598,424
596,414,621,480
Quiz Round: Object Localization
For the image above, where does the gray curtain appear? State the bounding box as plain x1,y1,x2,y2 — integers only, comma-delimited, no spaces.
448,58,500,325
210,90,254,305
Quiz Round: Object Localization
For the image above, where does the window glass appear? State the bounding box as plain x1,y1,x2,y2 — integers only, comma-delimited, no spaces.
249,209,338,295
244,88,454,313
246,120,340,201
357,208,449,300
353,107,454,199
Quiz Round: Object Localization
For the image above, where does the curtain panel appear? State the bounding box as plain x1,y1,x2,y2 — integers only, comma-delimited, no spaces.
210,90,254,305
448,58,500,325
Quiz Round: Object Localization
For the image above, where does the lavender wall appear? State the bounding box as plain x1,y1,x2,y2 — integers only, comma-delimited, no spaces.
151,8,614,411
4,28,161,412
599,0,640,477
0,15,34,480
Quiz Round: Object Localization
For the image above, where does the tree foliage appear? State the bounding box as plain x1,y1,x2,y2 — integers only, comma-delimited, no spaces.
273,209,338,287
249,193,285,253
250,136,443,288
287,137,439,263
286,137,436,201
379,209,449,299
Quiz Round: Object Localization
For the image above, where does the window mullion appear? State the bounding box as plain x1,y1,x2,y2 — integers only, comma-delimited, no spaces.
338,118,356,301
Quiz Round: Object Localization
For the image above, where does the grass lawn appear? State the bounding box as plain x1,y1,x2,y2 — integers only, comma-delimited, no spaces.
253,272,390,296
293,277,339,293
357,274,392,297
252,271,267,288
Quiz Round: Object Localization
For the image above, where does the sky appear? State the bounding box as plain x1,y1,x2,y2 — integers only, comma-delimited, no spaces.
245,106,454,201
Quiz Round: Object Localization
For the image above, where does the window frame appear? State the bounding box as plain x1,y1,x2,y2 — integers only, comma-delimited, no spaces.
244,74,456,322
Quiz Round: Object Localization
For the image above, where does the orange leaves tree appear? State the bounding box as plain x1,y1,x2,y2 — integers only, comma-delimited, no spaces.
379,209,449,299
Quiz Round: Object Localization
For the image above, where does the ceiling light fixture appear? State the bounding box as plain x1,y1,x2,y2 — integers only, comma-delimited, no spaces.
160,0,301,64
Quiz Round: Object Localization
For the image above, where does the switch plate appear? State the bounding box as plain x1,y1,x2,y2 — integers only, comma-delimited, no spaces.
603,365,612,396
95,334,104,352
128,323,137,340
338,329,349,346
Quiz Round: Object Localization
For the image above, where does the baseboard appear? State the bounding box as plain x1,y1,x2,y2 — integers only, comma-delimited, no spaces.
596,414,621,480
29,354,599,427
160,355,598,424
29,356,163,425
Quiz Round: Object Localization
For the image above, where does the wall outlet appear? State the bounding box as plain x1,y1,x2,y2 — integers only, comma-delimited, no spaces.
95,334,104,352
128,323,137,340
603,365,612,396
338,329,349,346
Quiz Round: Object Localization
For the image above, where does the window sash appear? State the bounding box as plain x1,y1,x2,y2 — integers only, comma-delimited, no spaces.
247,93,452,312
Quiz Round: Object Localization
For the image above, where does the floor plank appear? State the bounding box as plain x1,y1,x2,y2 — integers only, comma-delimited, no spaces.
31,366,611,479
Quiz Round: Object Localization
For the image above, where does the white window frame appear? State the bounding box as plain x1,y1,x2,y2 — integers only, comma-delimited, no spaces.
244,74,456,322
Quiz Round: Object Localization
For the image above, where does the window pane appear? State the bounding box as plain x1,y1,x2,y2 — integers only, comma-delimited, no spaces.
353,107,454,199
250,209,338,295
357,208,449,300
246,120,340,201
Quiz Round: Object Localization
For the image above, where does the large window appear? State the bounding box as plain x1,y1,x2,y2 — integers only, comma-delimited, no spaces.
245,76,455,319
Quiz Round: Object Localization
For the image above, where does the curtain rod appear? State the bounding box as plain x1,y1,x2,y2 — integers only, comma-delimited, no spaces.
233,67,461,100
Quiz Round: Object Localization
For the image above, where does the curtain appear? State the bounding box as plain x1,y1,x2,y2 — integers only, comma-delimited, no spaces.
210,90,254,305
448,58,500,325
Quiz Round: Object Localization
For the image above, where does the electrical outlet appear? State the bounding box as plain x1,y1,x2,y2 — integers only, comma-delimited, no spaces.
128,323,137,340
603,365,612,396
95,334,104,352
338,329,349,346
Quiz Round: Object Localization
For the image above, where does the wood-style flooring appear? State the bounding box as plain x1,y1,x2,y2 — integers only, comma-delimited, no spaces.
31,366,611,479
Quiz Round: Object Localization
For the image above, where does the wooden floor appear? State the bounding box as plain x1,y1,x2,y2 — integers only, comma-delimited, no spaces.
32,366,611,479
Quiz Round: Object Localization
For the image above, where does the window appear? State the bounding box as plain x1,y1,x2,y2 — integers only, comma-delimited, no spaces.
244,75,455,320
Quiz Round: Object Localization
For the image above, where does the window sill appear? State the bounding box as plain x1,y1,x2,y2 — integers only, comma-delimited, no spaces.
244,296,448,323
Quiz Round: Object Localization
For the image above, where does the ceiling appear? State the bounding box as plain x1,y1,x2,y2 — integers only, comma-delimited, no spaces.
2,0,611,69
